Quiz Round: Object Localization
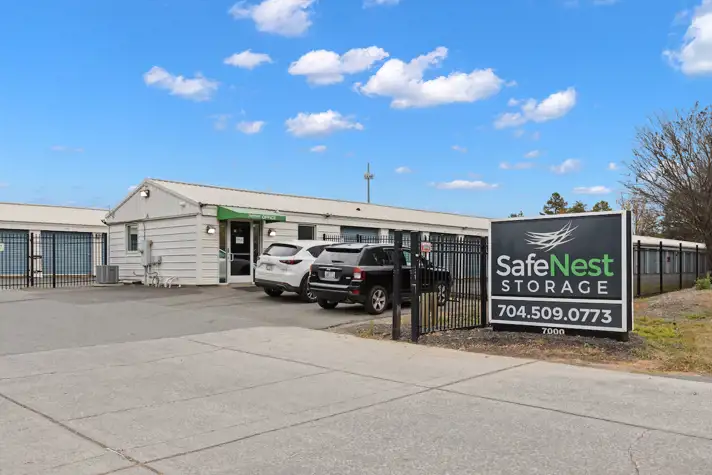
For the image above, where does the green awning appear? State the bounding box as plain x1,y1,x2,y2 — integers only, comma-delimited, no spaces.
217,206,286,223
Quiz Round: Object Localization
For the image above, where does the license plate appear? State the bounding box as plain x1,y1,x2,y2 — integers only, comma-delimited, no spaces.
324,271,336,280
265,264,273,271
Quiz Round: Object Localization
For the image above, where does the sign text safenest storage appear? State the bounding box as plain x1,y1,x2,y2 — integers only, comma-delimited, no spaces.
488,211,632,334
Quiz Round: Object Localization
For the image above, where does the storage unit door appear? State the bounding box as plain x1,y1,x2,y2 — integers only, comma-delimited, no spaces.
340,226,380,243
0,229,29,276
42,231,93,275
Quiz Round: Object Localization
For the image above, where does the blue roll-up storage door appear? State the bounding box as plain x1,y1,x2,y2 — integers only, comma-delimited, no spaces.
42,231,93,275
341,226,379,242
0,230,28,276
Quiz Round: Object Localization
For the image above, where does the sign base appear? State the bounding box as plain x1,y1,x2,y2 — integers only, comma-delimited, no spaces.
491,323,630,342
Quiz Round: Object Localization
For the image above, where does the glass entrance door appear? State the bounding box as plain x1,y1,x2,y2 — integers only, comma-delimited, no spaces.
229,221,252,283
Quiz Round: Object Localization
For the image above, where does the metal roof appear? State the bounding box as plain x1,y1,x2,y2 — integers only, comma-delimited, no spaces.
0,202,107,228
148,178,492,231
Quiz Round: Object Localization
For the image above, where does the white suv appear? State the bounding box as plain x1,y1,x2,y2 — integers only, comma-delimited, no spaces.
254,240,335,302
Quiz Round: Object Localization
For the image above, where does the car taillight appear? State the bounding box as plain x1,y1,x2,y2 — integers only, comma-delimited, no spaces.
353,267,365,280
280,259,303,265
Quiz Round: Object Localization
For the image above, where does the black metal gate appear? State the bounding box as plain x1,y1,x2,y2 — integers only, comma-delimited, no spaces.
0,231,108,290
400,231,487,340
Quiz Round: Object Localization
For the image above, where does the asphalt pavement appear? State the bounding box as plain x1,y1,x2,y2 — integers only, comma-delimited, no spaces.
0,285,381,356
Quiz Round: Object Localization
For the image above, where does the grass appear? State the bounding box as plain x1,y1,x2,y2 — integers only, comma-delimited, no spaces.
634,316,712,374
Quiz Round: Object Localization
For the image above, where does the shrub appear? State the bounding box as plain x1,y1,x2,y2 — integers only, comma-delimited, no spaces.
695,274,711,291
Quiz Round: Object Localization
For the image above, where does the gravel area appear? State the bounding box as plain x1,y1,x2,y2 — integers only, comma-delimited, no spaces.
637,288,712,321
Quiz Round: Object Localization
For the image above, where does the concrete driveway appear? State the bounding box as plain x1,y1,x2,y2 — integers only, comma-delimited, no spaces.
0,286,386,356
1,326,712,474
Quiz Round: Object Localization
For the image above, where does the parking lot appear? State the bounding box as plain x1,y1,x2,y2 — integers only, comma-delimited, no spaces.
0,285,392,356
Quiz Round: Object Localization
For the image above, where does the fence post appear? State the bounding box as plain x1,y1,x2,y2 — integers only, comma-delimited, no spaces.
392,231,402,341
479,237,488,327
52,233,57,289
102,233,108,265
659,241,663,294
679,243,683,290
696,245,700,279
25,234,30,288
29,233,35,287
410,231,421,343
636,240,641,298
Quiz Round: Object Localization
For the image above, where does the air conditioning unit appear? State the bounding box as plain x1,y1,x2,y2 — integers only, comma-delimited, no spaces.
96,265,119,284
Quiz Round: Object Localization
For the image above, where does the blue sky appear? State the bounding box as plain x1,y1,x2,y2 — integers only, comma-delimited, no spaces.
0,0,710,218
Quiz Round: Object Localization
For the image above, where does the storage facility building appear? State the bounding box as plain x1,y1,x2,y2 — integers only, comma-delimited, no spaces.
104,178,491,286
0,202,108,279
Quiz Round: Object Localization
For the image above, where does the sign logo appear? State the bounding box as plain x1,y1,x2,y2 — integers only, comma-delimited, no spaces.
525,221,577,252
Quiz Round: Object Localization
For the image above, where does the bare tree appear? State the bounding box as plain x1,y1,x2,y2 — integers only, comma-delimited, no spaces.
625,103,712,261
616,192,661,236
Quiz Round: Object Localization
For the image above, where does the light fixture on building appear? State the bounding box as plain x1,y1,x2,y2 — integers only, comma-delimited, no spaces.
140,189,150,198
267,228,277,237
206,225,216,235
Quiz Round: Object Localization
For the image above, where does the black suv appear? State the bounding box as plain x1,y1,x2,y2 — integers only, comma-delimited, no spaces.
308,243,451,315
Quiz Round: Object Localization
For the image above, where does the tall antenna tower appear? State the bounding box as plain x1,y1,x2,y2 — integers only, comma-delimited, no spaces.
364,162,375,204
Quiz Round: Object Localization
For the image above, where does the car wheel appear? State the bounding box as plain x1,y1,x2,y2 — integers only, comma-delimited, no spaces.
318,298,338,310
264,288,283,298
365,285,389,315
299,275,317,303
436,282,449,306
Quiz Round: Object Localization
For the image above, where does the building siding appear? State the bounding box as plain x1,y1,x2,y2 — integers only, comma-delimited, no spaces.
109,216,200,285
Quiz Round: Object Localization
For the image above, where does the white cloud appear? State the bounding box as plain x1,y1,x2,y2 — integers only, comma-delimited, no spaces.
128,185,137,192
507,98,520,107
210,114,231,131
289,47,389,85
224,50,273,69
664,0,712,75
608,162,618,170
550,158,582,174
229,0,315,36
574,185,611,195
236,120,265,134
524,150,541,159
310,145,327,152
395,166,412,173
143,66,218,101
593,0,619,5
364,0,400,6
513,129,526,138
531,131,541,140
494,87,577,129
286,110,364,137
50,145,84,153
500,161,535,170
435,180,498,190
356,47,505,108
452,145,467,153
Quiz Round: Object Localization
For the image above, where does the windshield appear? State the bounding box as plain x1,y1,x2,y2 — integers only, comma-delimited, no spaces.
316,248,362,265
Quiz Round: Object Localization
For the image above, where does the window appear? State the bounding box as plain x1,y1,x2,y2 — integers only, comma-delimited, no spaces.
361,248,390,266
298,225,315,240
307,245,327,258
126,224,139,252
315,247,362,265
264,244,301,257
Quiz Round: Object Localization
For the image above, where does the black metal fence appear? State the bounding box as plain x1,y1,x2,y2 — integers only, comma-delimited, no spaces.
0,231,107,290
406,232,487,340
322,231,488,341
634,240,709,297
